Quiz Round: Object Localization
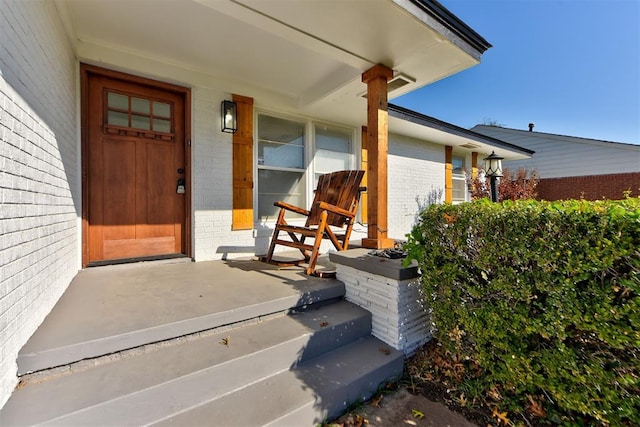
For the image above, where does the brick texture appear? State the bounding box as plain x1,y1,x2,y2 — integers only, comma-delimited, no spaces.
537,172,640,201
191,87,256,261
336,263,431,356
0,0,78,408
388,134,444,239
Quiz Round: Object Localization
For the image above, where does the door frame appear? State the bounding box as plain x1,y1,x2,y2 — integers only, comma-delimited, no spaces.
80,64,192,267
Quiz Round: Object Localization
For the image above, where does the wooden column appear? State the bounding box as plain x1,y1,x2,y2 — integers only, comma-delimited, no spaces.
360,126,368,224
471,152,479,180
361,64,394,249
445,145,453,203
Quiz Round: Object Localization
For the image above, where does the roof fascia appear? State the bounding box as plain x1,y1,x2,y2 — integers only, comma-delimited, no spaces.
389,104,535,156
403,0,492,54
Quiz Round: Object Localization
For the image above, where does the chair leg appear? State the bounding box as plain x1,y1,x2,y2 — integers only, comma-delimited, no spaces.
306,211,328,275
265,209,286,262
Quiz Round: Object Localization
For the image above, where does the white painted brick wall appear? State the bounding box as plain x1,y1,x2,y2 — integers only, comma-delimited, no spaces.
0,0,78,409
191,87,255,261
336,263,431,355
191,98,446,260
388,134,444,240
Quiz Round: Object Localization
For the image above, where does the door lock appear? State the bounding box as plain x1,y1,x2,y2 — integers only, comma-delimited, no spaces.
176,178,186,194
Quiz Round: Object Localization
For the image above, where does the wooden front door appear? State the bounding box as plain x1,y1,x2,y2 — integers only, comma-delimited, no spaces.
82,65,190,265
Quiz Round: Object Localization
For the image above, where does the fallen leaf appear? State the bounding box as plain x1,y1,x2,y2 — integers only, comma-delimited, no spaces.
526,394,546,418
487,385,502,402
220,336,230,347
370,394,384,408
458,393,467,407
491,407,510,425
411,409,425,419
379,347,391,355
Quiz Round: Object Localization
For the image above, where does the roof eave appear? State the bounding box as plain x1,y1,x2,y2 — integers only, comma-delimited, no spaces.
389,104,535,157
405,0,492,54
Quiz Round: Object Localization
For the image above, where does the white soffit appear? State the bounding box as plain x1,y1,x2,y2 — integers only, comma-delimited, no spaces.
59,0,482,125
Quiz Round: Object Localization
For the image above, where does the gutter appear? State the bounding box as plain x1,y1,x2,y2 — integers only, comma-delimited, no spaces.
388,104,536,156
409,0,492,53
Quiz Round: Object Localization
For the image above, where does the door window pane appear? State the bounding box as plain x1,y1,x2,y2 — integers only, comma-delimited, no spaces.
131,97,150,114
107,92,128,110
153,101,171,118
131,114,151,130
107,111,129,127
153,119,171,133
106,92,173,136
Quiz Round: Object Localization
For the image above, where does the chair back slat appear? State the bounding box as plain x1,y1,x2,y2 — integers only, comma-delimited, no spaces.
306,170,365,227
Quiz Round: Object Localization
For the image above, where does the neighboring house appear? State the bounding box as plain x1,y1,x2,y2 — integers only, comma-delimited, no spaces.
0,0,532,407
472,125,640,200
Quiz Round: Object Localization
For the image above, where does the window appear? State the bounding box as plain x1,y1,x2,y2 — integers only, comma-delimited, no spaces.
106,91,172,135
313,124,354,186
257,115,306,219
452,154,467,203
256,113,355,220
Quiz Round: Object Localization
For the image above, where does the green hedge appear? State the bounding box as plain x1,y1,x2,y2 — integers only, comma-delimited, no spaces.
405,198,640,425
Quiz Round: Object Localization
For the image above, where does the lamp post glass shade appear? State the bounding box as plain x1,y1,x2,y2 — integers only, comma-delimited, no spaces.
484,151,504,177
221,100,237,133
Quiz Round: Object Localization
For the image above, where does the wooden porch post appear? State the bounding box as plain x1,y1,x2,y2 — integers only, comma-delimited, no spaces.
471,151,479,180
361,64,394,249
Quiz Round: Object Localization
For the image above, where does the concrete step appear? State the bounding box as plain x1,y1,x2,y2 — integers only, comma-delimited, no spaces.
17,277,346,375
1,300,392,426
156,337,404,427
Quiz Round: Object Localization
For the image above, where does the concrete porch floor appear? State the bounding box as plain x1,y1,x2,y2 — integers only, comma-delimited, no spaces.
18,255,345,376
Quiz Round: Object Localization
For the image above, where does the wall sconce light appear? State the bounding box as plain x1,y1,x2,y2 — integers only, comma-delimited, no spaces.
221,100,237,133
483,151,504,202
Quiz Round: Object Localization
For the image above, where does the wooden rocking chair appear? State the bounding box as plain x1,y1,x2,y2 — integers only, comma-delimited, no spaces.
262,170,365,276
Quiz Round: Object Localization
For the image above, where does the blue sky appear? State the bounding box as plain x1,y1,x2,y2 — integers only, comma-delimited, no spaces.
396,0,640,144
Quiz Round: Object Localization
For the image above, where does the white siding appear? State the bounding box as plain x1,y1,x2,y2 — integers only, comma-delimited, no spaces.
0,0,79,408
387,134,444,240
473,126,640,179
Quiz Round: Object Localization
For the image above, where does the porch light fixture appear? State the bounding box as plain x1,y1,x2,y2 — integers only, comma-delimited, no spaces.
483,151,504,203
221,100,237,133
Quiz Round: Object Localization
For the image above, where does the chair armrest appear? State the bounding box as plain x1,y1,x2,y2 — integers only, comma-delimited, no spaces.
316,201,356,218
274,201,310,216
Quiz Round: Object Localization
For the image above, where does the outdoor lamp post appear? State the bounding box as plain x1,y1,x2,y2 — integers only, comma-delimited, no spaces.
484,151,503,202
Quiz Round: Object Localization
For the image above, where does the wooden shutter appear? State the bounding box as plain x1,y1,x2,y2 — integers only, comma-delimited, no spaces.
445,145,453,203
232,95,254,230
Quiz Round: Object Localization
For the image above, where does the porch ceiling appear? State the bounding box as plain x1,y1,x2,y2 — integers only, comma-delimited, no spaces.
57,0,486,125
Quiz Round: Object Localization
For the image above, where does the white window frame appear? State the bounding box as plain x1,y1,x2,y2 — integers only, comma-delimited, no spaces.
451,153,468,204
254,110,358,224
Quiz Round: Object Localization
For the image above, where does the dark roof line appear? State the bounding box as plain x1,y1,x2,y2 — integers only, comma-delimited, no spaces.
388,104,535,156
473,125,640,148
409,0,492,53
